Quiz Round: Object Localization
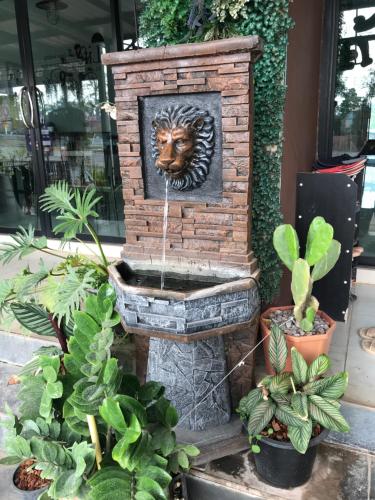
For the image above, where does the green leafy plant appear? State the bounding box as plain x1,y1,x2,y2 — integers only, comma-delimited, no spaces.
238,324,349,454
273,216,341,332
0,182,111,352
1,285,199,498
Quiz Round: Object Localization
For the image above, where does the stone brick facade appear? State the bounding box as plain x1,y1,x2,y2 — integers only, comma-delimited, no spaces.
103,36,262,276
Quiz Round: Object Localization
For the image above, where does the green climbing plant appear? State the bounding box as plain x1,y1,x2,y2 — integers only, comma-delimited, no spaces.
139,0,294,302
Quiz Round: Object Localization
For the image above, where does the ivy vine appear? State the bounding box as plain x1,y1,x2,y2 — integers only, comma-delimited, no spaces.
140,0,294,303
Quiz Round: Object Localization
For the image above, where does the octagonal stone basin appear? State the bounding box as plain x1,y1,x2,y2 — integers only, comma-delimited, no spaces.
109,262,259,338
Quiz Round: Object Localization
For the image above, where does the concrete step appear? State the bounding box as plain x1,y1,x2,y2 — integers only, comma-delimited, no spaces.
0,331,57,366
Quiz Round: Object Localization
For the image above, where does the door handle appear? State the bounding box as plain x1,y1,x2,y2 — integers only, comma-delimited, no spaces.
27,89,34,128
19,87,30,128
19,87,34,129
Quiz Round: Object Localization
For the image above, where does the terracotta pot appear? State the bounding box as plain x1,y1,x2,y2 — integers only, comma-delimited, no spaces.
260,305,336,374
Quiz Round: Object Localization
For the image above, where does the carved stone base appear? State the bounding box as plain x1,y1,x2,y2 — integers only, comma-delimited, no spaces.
224,315,259,410
147,336,231,431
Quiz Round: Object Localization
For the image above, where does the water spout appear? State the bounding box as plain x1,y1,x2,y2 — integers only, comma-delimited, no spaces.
160,178,169,290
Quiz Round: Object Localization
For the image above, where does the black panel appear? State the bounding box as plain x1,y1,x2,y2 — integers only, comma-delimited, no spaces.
296,173,357,322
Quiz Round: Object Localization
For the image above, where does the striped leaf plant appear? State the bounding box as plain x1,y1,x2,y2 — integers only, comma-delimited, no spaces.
238,324,350,454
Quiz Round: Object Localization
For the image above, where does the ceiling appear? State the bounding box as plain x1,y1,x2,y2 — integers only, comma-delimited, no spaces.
0,0,141,71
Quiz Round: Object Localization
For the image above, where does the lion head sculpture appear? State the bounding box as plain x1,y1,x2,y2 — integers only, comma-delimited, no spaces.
151,104,215,191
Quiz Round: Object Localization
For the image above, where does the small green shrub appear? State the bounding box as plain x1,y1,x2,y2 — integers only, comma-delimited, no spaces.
238,324,349,454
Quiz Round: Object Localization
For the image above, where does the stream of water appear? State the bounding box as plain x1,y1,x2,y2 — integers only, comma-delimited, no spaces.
160,178,169,290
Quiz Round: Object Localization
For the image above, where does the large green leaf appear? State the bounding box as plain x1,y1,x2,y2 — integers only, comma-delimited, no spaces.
291,392,308,419
308,395,350,432
72,311,100,338
268,324,287,374
237,388,263,418
288,419,313,454
247,400,275,436
307,354,331,381
39,181,74,213
11,302,56,337
18,375,45,420
269,373,293,395
291,347,308,385
137,476,167,500
275,405,306,427
99,398,126,433
305,217,334,266
273,224,300,271
0,225,47,264
139,465,171,489
51,267,96,324
304,372,348,399
311,239,341,282
151,426,176,456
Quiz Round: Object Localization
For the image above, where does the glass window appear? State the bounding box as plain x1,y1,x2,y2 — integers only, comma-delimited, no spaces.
333,1,375,262
0,0,39,230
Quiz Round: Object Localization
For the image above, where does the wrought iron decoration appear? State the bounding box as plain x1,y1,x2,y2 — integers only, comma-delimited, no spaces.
151,104,214,191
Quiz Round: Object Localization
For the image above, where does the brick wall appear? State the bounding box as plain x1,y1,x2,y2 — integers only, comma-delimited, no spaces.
103,37,262,275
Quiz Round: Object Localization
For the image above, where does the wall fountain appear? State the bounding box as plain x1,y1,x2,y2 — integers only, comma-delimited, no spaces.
103,36,263,447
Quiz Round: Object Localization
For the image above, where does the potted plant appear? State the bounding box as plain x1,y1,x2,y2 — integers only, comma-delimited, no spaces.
0,181,132,363
0,284,199,499
261,216,341,372
238,324,349,488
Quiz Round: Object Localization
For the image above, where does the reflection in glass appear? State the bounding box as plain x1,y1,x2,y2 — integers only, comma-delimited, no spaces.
0,0,38,230
335,1,375,261
29,0,124,238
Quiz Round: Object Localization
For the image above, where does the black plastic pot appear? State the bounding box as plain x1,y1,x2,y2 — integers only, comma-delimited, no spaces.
253,428,329,488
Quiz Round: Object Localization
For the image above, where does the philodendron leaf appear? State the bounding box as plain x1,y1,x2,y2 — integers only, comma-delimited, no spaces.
288,419,313,454
311,239,341,282
273,224,300,271
268,324,287,374
307,354,331,381
305,216,334,266
247,400,275,436
308,395,350,432
291,347,308,385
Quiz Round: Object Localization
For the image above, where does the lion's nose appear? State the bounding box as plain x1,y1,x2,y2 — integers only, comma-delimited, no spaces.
159,158,174,167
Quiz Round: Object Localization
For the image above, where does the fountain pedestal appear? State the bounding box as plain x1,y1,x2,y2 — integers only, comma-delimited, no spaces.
104,36,263,439
148,336,230,431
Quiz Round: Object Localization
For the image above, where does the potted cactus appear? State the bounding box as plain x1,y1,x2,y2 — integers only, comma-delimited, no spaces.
261,216,341,372
238,325,349,488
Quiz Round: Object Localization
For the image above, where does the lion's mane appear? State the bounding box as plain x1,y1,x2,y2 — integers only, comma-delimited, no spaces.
151,104,215,191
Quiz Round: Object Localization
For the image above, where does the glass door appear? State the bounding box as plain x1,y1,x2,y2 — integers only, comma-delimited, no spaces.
0,0,134,240
27,0,124,239
0,0,40,230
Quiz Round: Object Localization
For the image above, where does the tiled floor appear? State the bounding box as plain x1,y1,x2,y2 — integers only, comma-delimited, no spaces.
329,283,375,407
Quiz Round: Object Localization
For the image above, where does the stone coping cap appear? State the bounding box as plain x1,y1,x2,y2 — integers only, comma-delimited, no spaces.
102,35,263,66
